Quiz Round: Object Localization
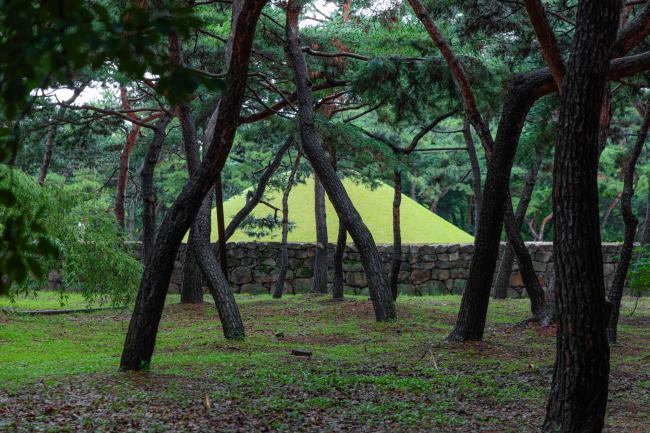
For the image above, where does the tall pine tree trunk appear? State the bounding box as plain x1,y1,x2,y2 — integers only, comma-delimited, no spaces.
332,219,347,300
493,154,543,299
139,113,173,265
543,1,620,430
463,119,482,231
312,174,328,293
607,100,650,343
119,0,265,371
274,148,302,299
284,0,395,321
390,169,402,300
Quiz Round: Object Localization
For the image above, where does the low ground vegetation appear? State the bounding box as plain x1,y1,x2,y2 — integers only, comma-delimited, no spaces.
1,293,648,432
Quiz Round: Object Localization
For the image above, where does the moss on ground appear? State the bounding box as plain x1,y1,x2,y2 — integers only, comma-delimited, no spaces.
0,293,648,432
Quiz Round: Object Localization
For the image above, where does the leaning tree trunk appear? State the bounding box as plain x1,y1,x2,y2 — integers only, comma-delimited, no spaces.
191,194,245,339
390,169,402,300
139,113,173,265
493,154,543,300
284,1,395,321
273,148,302,299
312,174,329,293
179,95,245,337
223,137,294,241
543,1,620,431
119,0,265,371
607,100,650,343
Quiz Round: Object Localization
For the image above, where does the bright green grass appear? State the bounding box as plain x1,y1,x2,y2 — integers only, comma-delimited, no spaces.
208,176,474,244
1,293,648,432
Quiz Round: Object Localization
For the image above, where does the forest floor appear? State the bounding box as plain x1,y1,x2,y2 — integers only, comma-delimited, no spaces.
1,292,648,433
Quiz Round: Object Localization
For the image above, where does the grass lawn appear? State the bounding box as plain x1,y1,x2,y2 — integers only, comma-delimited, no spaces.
214,176,475,244
0,292,648,432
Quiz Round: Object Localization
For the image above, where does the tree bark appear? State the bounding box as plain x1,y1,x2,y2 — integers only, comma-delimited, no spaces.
273,148,302,299
463,119,482,231
176,67,245,333
447,48,650,339
119,0,265,371
312,174,329,293
390,169,402,300
332,219,347,300
543,1,620,430
139,113,173,265
181,246,204,304
214,173,228,274
115,86,142,230
284,0,395,321
607,100,650,343
493,154,543,299
644,172,650,244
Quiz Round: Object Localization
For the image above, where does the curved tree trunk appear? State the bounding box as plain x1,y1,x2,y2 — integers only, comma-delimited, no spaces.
543,1,620,430
607,100,650,343
284,1,395,321
312,174,329,293
139,113,173,265
119,1,265,371
493,155,543,299
390,169,402,300
273,148,302,299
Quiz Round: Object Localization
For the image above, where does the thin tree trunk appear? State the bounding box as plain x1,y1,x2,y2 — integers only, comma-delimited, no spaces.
332,219,347,300
390,169,402,300
140,113,173,264
115,86,142,230
493,155,543,299
607,100,650,343
644,172,650,244
119,1,265,371
543,1,620,430
273,148,302,299
312,174,328,293
601,191,621,231
284,1,395,321
38,85,85,186
463,119,482,231
215,173,228,275
502,197,548,318
223,137,294,241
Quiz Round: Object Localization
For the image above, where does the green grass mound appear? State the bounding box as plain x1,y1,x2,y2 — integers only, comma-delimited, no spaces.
215,176,474,244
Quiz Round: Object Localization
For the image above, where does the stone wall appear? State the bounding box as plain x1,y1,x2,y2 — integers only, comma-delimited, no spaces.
167,242,625,297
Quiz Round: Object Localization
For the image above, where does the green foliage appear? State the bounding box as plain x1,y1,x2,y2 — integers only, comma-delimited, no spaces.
626,246,650,298
0,166,141,305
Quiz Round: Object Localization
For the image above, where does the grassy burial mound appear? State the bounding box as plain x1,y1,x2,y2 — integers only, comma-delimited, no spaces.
214,176,474,244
